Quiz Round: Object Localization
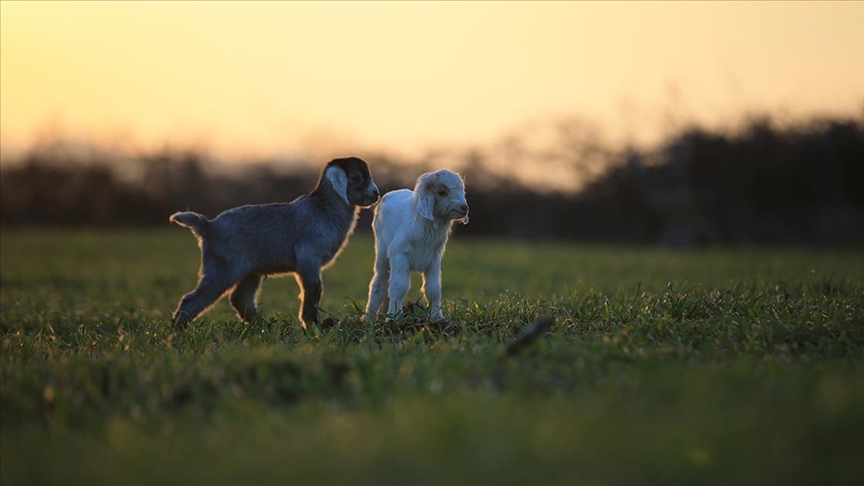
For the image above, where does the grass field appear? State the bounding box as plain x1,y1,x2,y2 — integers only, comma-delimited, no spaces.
2,229,863,485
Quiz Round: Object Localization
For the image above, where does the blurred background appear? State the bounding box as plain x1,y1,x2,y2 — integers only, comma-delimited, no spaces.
1,1,862,245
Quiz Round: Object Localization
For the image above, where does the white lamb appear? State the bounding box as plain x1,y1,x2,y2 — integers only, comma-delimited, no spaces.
365,169,469,320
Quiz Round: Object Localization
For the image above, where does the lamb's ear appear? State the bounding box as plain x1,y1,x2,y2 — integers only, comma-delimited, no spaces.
415,174,435,221
325,166,349,205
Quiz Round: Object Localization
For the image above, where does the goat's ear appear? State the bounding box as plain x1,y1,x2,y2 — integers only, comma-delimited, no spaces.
416,174,435,221
325,166,350,205
417,193,435,221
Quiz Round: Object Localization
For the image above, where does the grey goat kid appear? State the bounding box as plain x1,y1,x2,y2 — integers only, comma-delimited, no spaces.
170,157,379,331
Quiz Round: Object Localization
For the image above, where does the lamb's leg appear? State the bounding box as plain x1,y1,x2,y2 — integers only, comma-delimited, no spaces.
172,274,235,332
230,273,262,323
295,265,323,329
387,253,411,317
422,260,443,319
365,247,390,319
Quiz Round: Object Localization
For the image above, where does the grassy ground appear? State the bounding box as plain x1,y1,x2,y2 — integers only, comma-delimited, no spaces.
2,229,863,485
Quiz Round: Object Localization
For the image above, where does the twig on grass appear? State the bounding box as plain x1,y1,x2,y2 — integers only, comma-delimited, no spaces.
490,316,557,390
502,316,556,359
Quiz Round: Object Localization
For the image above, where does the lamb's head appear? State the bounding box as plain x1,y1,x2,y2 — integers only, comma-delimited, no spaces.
415,169,469,224
323,157,380,207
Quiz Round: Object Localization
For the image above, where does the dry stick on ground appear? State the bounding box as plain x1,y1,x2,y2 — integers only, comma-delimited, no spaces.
491,316,556,390
502,316,556,359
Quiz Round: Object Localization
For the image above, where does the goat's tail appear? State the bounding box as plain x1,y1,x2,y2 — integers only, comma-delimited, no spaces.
169,211,209,237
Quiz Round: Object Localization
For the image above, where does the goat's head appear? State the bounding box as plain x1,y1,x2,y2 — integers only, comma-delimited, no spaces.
323,157,380,207
415,169,469,224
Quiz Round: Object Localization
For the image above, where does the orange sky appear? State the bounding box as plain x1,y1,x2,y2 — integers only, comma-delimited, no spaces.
2,1,863,161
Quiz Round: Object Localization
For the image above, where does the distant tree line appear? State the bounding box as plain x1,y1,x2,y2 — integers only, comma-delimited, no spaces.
2,114,862,245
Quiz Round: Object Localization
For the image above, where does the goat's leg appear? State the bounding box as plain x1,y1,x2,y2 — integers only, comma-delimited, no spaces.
229,273,262,323
295,265,323,329
365,250,390,319
172,275,235,332
387,253,411,317
422,260,443,319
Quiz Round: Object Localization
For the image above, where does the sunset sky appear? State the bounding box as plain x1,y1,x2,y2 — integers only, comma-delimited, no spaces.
1,1,863,162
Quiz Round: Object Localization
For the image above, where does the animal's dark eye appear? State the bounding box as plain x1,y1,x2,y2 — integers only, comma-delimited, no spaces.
437,189,447,196
350,175,362,184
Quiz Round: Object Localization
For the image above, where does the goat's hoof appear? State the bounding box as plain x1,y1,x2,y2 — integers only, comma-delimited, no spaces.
320,317,338,330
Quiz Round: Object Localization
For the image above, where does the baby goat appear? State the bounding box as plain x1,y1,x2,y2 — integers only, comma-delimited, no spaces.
170,157,379,331
365,169,469,320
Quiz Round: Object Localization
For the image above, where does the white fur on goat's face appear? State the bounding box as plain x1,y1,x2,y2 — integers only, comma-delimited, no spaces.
325,166,351,205
415,169,469,223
